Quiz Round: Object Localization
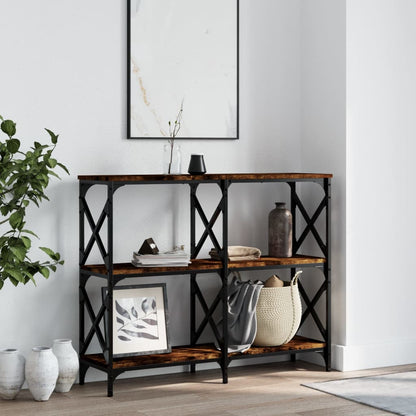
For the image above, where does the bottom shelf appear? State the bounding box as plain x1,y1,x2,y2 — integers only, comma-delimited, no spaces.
81,336,325,372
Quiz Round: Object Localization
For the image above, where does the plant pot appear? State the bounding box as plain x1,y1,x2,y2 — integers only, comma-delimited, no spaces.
52,339,79,393
25,347,58,401
0,349,25,400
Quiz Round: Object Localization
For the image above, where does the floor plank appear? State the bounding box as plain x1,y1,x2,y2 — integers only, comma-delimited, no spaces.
1,361,414,416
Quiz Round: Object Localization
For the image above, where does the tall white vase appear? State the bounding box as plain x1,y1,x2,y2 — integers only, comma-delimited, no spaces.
25,347,58,401
0,349,25,400
52,339,79,393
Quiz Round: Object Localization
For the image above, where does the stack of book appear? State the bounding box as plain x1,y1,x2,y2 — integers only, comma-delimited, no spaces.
131,251,191,267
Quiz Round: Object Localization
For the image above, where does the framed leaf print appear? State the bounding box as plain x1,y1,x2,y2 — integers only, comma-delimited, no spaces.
109,284,170,357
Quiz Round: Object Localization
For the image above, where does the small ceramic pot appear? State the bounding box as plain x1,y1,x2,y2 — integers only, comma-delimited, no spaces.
0,349,25,400
25,346,58,401
52,339,79,393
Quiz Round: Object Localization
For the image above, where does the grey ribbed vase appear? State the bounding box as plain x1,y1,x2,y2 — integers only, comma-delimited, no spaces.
268,202,292,257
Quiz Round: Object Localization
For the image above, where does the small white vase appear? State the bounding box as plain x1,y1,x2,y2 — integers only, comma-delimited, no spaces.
52,339,79,393
0,349,25,400
25,346,58,401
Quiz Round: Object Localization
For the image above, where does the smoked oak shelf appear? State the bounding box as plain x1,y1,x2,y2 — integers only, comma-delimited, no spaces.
81,336,325,371
78,173,332,397
81,255,325,278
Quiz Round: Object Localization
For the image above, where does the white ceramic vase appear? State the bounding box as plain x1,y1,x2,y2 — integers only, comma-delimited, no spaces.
25,346,58,401
52,339,79,393
0,349,25,400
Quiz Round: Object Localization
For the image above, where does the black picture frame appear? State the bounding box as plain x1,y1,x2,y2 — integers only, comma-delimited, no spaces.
127,0,239,140
102,283,171,358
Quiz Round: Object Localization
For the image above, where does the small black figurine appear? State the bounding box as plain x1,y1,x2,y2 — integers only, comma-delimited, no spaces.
138,238,159,255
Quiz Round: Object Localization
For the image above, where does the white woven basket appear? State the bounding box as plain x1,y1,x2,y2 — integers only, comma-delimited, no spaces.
254,271,302,346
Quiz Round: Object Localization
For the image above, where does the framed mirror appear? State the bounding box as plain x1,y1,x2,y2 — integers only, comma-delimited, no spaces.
127,0,239,140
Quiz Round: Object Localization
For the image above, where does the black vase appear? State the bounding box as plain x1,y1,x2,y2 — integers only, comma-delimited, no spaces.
268,202,292,257
188,154,206,175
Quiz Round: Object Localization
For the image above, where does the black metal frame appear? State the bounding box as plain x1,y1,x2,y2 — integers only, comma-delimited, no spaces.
79,175,331,396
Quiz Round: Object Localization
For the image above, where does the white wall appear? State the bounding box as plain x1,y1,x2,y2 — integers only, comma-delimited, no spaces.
299,0,416,372
0,0,303,382
342,0,416,370
300,0,347,359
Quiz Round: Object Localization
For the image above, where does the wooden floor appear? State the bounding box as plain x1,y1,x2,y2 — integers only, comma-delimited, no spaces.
1,361,415,416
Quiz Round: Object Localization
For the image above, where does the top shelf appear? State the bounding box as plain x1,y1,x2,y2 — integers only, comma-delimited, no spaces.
78,172,333,184
81,255,325,278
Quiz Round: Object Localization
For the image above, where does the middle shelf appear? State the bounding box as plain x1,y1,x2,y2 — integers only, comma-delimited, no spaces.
81,255,326,278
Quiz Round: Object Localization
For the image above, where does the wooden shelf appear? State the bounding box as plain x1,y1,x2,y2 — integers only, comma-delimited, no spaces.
78,172,333,183
81,256,325,277
81,336,325,370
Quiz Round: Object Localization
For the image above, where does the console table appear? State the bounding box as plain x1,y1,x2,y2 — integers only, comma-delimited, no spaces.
78,173,332,396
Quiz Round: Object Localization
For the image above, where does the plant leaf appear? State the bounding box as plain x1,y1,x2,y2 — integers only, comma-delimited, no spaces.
4,268,24,283
1,120,16,137
131,323,146,329
141,298,151,314
141,318,158,326
45,128,58,144
47,158,57,168
131,306,138,319
9,277,19,286
6,138,20,153
57,162,69,175
116,317,124,325
22,229,39,239
118,335,131,342
115,300,131,320
21,236,31,249
39,246,55,258
120,329,158,339
0,206,9,216
9,210,24,229
40,267,50,278
9,246,27,262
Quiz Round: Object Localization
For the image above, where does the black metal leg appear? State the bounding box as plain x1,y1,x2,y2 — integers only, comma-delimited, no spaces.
107,374,114,397
290,353,296,362
325,346,331,371
190,364,196,373
79,363,88,385
221,365,228,384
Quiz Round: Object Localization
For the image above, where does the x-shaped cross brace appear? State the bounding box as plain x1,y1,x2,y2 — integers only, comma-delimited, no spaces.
80,196,109,268
80,285,107,355
290,184,328,257
192,276,223,345
190,182,229,259
298,279,327,339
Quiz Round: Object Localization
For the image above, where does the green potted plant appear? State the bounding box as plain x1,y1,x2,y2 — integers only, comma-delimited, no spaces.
0,115,68,290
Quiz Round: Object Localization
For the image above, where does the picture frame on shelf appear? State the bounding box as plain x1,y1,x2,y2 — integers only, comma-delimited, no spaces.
102,283,171,358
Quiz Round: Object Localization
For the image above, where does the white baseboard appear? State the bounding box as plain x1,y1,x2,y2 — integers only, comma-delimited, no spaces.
332,340,416,371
